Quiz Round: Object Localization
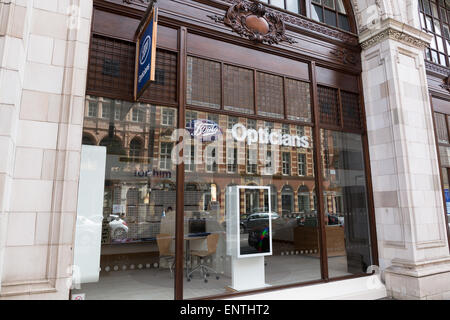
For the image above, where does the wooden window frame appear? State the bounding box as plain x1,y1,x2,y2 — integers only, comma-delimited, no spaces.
309,0,354,32
84,16,376,299
186,53,315,128
260,0,304,15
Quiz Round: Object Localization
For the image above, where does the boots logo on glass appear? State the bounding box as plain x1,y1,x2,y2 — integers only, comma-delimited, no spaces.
188,119,223,142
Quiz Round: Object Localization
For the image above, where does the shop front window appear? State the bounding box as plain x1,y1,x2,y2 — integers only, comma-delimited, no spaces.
183,111,320,298
76,96,178,300
320,129,373,277
76,29,372,300
432,109,450,235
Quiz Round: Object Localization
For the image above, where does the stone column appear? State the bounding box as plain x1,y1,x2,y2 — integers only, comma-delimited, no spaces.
0,0,28,293
0,0,92,299
360,18,450,299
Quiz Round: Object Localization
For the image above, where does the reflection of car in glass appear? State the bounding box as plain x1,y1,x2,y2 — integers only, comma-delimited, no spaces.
296,211,317,226
250,208,266,214
295,212,344,227
245,212,281,251
109,214,129,240
239,214,249,233
241,212,279,234
327,214,340,225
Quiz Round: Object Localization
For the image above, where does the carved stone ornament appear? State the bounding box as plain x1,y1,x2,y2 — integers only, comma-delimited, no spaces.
441,74,450,93
330,48,358,65
208,0,297,45
360,28,430,51
220,0,358,45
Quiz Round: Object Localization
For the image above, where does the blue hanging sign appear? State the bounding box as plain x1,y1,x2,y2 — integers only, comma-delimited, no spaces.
134,6,158,101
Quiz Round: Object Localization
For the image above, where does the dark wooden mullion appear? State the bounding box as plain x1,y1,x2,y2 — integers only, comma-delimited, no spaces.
446,113,450,248
337,88,344,129
174,26,187,301
220,61,224,110
254,69,258,116
446,114,450,154
311,61,329,281
185,103,315,128
344,0,356,33
310,0,324,23
320,1,325,23
305,0,311,17
283,76,288,120
357,75,379,269
334,0,339,30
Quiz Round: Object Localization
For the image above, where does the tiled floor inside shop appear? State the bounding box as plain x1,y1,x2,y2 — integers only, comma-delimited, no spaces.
72,254,351,300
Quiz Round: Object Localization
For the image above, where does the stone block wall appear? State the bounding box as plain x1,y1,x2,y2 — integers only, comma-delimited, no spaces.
0,0,92,299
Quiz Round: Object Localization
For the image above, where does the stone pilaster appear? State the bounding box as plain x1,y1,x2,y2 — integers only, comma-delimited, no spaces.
360,18,450,299
0,0,29,295
0,0,92,299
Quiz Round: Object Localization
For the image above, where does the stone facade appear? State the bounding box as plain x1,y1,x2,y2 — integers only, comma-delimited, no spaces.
0,0,92,299
0,0,448,300
355,1,450,300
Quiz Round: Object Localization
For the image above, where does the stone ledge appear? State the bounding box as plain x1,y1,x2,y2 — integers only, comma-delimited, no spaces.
387,256,450,278
359,18,433,50
385,257,450,299
0,280,56,297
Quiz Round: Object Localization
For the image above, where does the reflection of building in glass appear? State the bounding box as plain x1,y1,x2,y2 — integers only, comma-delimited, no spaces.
83,96,178,244
182,111,319,226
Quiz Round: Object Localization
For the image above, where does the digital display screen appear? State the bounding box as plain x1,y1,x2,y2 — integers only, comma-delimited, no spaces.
237,187,273,257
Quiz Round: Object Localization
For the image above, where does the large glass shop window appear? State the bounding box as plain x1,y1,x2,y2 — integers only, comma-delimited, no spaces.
182,111,321,298
320,130,373,277
434,111,450,230
76,96,178,300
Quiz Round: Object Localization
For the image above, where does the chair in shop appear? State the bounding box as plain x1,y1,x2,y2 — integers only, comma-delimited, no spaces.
187,233,220,283
156,233,175,278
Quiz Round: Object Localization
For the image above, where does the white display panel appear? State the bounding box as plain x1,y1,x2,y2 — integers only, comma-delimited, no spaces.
226,185,272,259
226,185,272,291
73,145,107,284
225,185,239,257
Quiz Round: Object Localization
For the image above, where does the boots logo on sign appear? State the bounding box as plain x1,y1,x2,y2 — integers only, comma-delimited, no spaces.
188,120,223,142
140,35,151,66
232,123,310,148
